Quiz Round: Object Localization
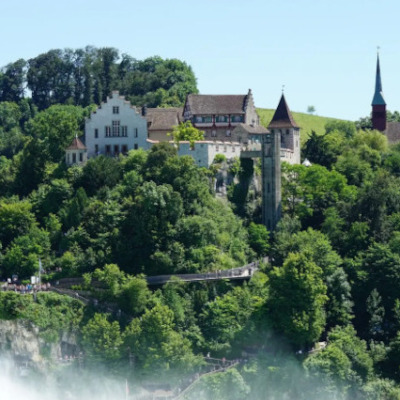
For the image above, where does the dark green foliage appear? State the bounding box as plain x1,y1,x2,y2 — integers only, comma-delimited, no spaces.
3,66,400,396
2,47,197,110
79,155,122,195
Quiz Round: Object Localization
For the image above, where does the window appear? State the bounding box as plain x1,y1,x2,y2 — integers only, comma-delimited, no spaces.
67,154,70,163
211,130,216,137
106,145,111,155
216,115,229,123
286,129,290,135
105,126,111,136
79,153,83,162
226,130,231,137
95,144,99,154
72,153,76,163
134,128,138,138
195,116,212,123
231,115,244,123
134,144,138,150
113,106,119,114
114,145,119,155
94,128,98,138
216,145,219,151
231,145,235,152
122,145,128,154
112,121,120,136
122,126,128,137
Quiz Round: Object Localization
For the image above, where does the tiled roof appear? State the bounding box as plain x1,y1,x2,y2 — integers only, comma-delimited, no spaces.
66,136,86,150
385,122,400,144
233,123,269,134
268,94,299,129
146,108,183,131
186,94,247,115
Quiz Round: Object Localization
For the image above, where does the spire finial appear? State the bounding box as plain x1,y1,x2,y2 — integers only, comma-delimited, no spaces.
377,45,380,54
281,84,285,94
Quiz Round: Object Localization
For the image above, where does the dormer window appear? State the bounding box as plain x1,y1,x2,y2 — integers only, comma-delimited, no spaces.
216,115,229,123
113,106,119,114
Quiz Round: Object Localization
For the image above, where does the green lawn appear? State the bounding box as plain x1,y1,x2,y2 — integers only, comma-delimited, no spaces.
257,108,347,145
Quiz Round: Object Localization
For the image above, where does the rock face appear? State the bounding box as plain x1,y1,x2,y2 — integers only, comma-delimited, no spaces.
0,319,78,371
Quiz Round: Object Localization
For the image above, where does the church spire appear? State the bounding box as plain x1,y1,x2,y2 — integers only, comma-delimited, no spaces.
372,52,386,106
371,51,387,131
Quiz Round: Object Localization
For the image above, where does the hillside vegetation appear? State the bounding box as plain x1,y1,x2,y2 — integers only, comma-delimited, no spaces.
4,47,400,399
257,108,345,145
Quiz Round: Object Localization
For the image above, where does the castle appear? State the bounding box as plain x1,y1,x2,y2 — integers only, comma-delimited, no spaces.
65,90,300,168
65,89,300,231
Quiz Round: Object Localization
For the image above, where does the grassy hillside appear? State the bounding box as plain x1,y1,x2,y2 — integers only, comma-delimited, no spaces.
257,108,346,146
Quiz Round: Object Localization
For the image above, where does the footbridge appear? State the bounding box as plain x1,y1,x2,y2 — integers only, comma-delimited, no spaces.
146,261,261,286
53,259,265,290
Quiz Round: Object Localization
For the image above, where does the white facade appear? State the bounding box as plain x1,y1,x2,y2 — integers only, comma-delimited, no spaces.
147,140,242,167
85,91,148,158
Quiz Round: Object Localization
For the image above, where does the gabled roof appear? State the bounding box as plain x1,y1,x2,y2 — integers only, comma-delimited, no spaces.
66,136,86,150
233,123,269,134
268,94,299,129
185,94,247,115
146,108,183,131
372,53,386,106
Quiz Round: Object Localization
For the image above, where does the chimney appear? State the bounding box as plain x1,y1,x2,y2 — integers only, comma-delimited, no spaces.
142,105,147,116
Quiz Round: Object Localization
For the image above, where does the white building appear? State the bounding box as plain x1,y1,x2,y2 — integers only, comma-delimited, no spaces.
85,91,148,158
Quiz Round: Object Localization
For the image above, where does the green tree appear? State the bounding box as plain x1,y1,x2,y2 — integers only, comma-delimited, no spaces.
267,252,328,348
124,304,198,373
82,313,123,362
169,121,204,149
79,155,121,196
0,200,36,248
2,227,50,279
0,59,26,102
118,274,151,315
25,104,85,162
248,222,270,256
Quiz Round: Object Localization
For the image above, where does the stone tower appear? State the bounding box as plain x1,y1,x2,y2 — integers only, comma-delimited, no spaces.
261,128,281,232
372,53,386,132
261,94,299,231
268,94,300,164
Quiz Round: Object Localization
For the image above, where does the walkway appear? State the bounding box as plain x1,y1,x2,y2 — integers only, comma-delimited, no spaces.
146,261,261,286
54,258,265,289
173,357,240,400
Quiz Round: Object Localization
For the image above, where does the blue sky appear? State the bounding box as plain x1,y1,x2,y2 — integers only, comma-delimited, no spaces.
1,0,400,120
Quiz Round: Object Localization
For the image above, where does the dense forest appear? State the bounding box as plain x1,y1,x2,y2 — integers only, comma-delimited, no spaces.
0,46,198,109
3,48,400,399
